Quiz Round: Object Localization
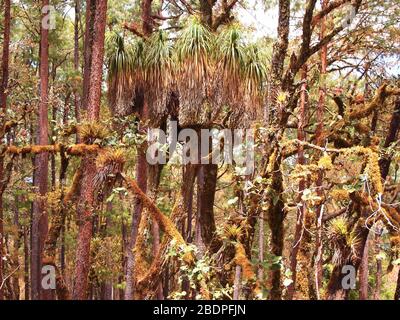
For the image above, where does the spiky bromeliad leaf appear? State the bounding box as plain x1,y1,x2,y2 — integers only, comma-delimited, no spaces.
216,24,246,106
94,149,126,202
242,43,267,107
217,28,268,125
144,30,173,116
107,32,144,116
175,16,216,126
327,217,360,266
175,16,214,73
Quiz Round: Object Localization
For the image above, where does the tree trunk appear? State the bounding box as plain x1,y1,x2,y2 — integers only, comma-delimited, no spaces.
73,0,108,300
395,267,400,300
24,223,30,300
313,0,328,299
123,82,152,301
125,148,147,300
12,198,21,300
233,265,242,300
199,0,215,27
0,0,11,301
148,163,163,299
359,236,369,299
32,0,50,300
373,233,382,300
287,65,308,300
267,154,285,300
141,0,154,36
81,0,96,113
0,163,4,301
197,164,218,252
268,0,290,124
379,99,400,178
181,164,196,296
74,0,81,124
258,210,265,285
124,1,154,299
263,0,290,300
391,100,400,300
0,0,10,111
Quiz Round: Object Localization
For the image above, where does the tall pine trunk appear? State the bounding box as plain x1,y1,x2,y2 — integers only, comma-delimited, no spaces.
81,0,96,113
124,1,153,299
74,0,81,124
73,0,107,300
31,0,50,300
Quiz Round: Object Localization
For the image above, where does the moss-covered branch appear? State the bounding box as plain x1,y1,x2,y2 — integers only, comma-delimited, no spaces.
6,143,101,156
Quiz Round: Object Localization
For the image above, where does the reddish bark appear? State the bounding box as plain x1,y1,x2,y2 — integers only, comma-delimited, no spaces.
373,234,382,299
315,0,327,147
0,0,11,302
73,0,108,300
141,0,154,36
0,162,4,301
0,0,10,110
81,0,96,112
124,1,153,299
31,0,50,300
74,0,81,124
359,237,369,299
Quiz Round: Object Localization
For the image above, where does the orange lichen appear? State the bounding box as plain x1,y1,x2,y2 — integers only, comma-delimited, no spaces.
348,84,400,120
234,242,255,281
390,235,400,246
6,143,100,156
78,121,109,141
133,210,150,281
330,189,350,201
135,194,192,298
123,174,188,249
96,149,126,168
342,146,383,195
64,168,83,203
